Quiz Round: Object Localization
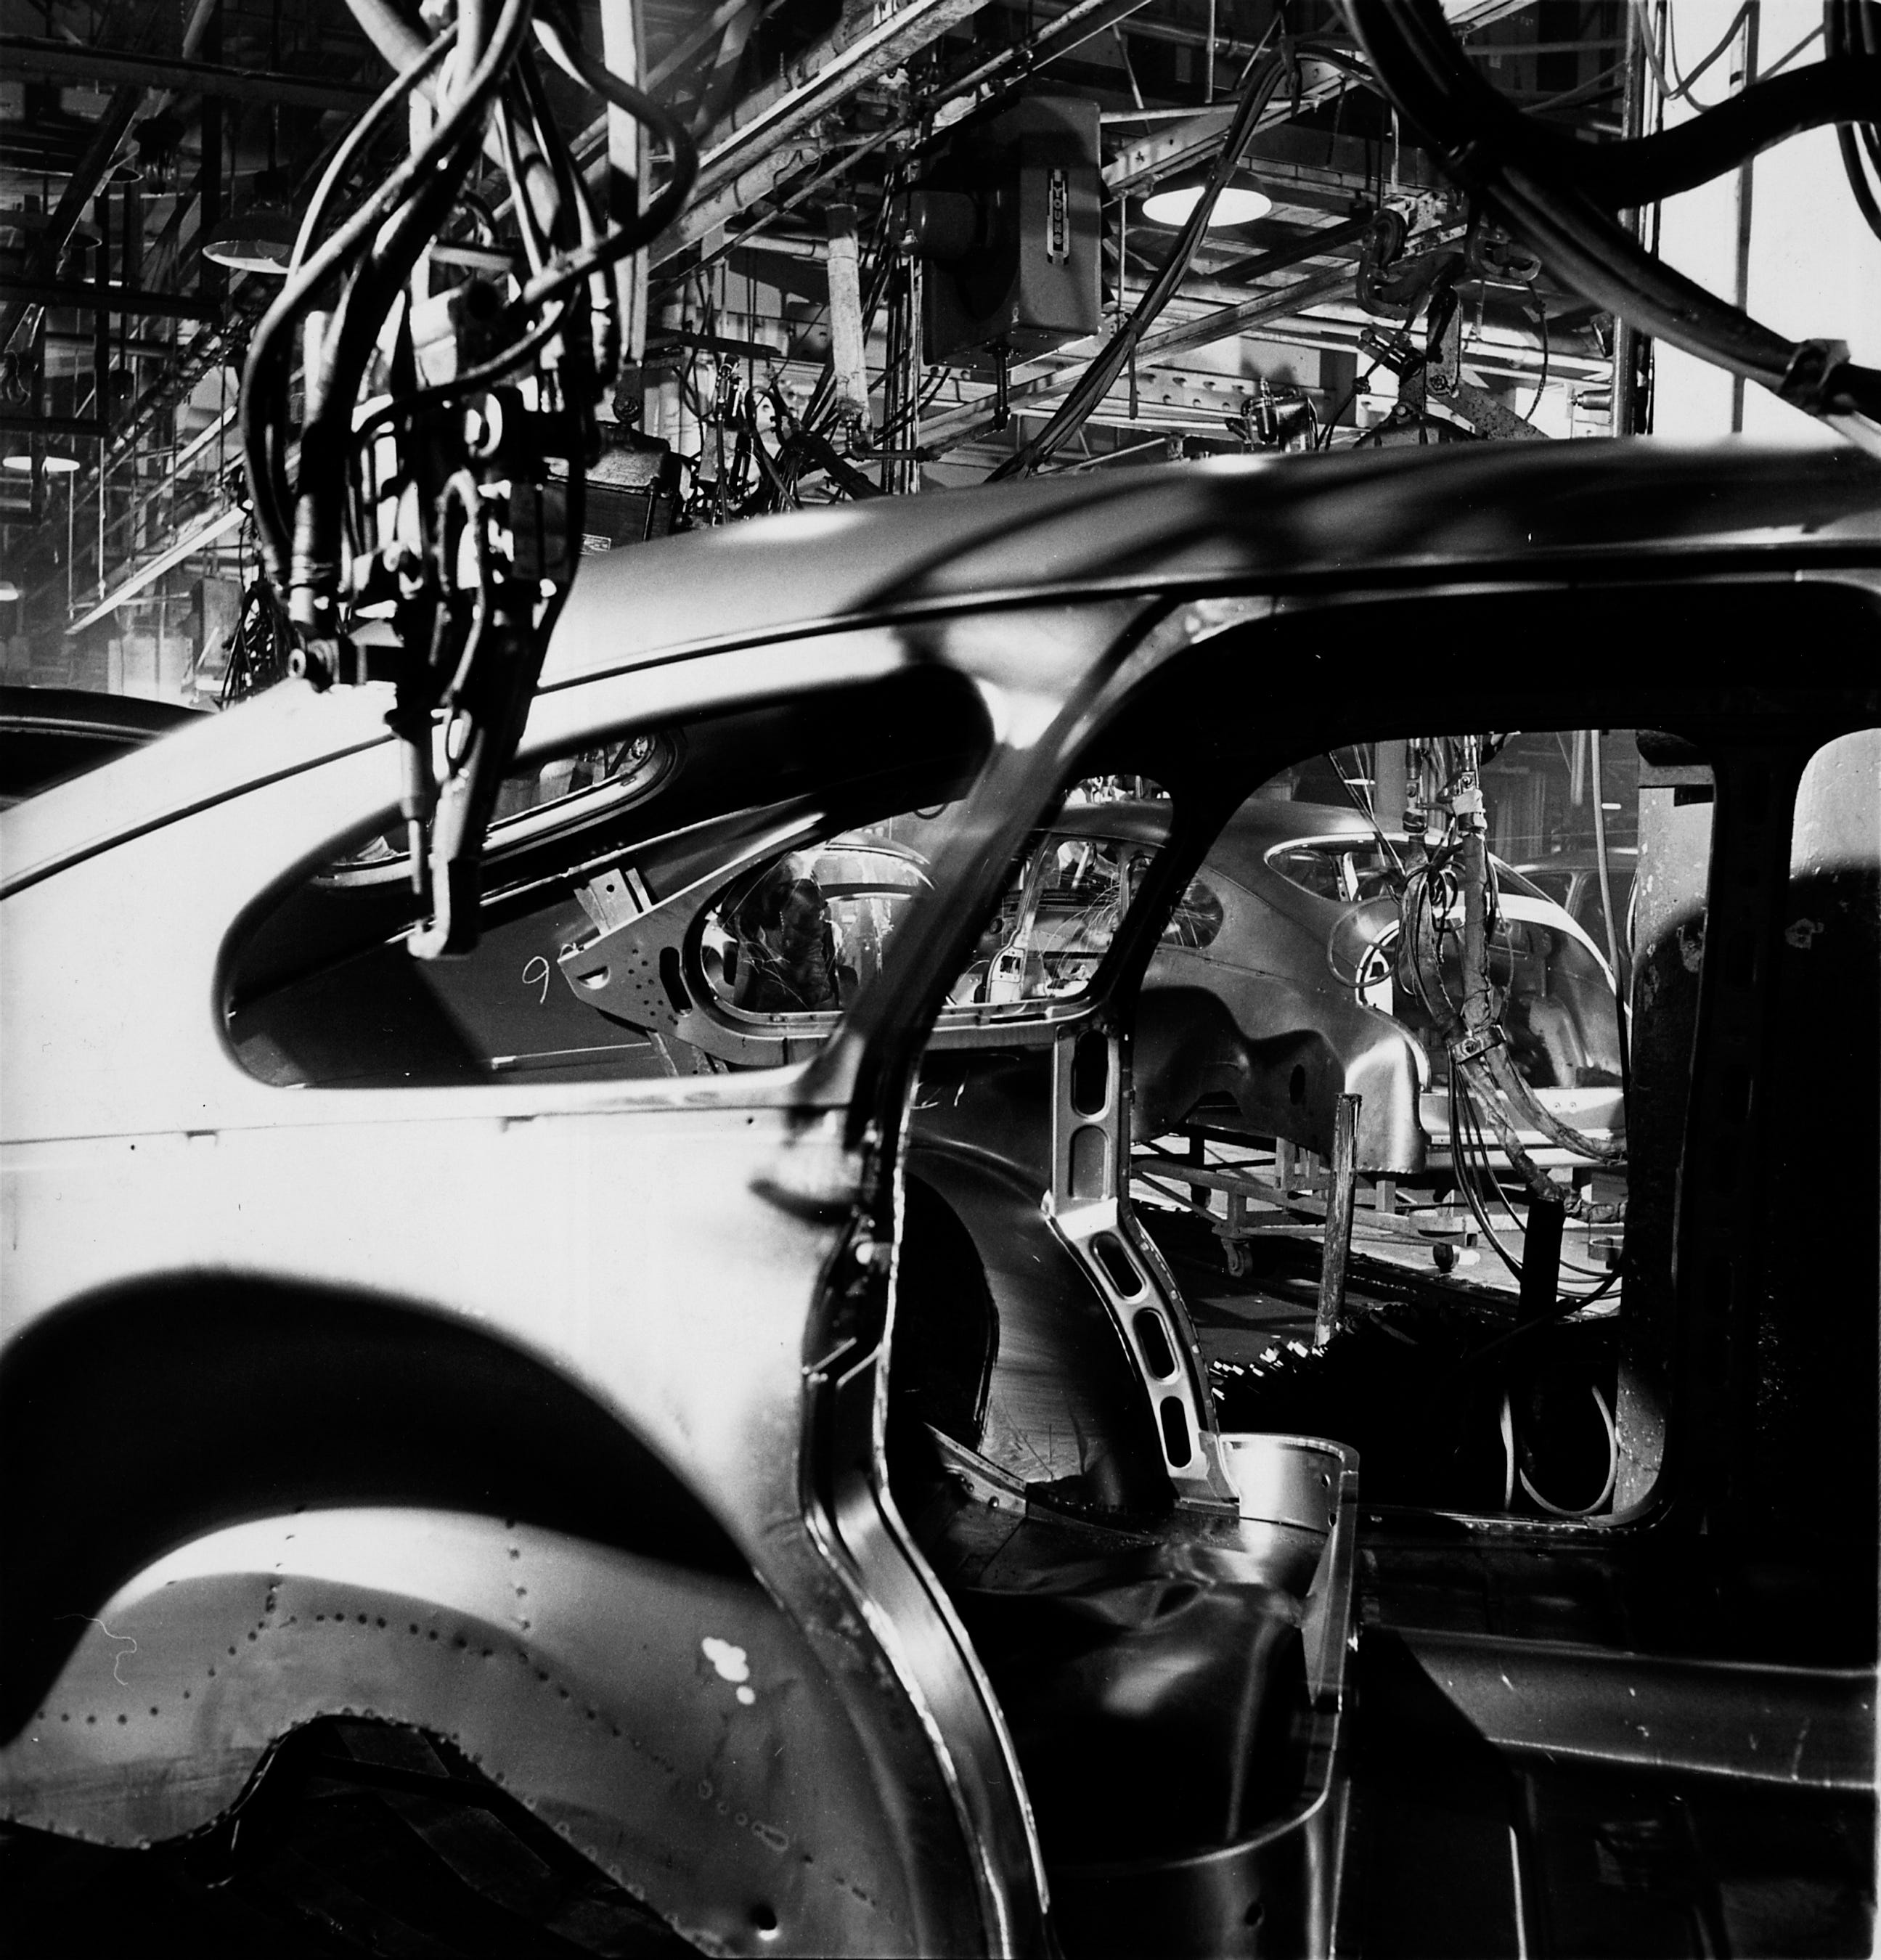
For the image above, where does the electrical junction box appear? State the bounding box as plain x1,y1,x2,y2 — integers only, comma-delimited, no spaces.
909,95,1103,375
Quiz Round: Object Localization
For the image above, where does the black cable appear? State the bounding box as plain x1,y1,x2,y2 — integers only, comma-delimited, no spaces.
1454,1058,1615,1281
496,84,555,276
350,300,576,444
297,0,537,588
513,42,609,380
1363,6,1881,208
1461,1269,1620,1370
517,5,698,305
1318,356,1380,449
1525,290,1550,425
248,35,460,572
243,0,533,581
290,112,489,613
1342,1,1881,436
1828,0,1881,241
290,23,459,277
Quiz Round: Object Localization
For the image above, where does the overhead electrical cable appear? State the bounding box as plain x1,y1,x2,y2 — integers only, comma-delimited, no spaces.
1341,0,1881,451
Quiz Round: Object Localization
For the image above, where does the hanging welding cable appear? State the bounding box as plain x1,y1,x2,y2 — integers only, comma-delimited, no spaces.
1827,0,1881,242
1340,1,1881,455
237,0,697,959
1395,736,1627,1231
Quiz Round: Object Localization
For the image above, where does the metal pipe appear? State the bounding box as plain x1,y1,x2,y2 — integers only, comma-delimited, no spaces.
599,0,646,364
1611,0,1647,437
647,0,756,90
917,263,1353,455
1314,1093,1360,1347
1208,209,1375,286
1729,4,1760,434
63,503,245,637
825,203,870,428
92,192,111,444
687,0,992,213
198,12,224,311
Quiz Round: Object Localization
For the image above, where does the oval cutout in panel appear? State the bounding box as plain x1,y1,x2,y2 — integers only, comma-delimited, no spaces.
1133,1308,1177,1379
1158,1395,1192,1467
1092,1231,1144,1298
1070,1029,1110,1116
1069,1124,1109,1201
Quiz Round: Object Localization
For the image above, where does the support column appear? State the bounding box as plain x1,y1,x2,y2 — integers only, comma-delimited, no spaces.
824,203,870,436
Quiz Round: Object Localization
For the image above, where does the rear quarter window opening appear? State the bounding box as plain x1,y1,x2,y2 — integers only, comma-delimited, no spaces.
223,666,993,1090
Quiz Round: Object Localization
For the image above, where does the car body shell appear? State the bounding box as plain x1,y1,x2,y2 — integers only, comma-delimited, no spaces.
1024,796,1622,1174
3,440,1878,1957
0,683,205,809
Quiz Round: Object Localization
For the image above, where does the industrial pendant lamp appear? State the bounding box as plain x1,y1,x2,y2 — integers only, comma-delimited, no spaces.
203,94,293,275
1141,167,1273,229
1,441,79,475
202,165,295,274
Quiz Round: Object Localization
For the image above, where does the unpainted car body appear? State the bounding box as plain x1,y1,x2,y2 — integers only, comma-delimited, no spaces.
1516,845,1639,992
0,684,205,809
1027,796,1624,1174
3,441,1877,1957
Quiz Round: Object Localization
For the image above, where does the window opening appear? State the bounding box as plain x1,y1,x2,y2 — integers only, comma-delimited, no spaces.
1124,730,1707,1522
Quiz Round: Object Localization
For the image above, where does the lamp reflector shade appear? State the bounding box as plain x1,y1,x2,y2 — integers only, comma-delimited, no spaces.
3,449,79,474
202,171,295,274
1141,182,1273,229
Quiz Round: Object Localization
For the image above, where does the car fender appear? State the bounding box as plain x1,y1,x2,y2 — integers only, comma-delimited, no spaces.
1,1505,933,1956
905,1132,1172,1511
1134,966,1426,1174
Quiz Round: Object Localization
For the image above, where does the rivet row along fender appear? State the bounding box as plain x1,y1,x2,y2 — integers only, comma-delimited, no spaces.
0,1506,953,1957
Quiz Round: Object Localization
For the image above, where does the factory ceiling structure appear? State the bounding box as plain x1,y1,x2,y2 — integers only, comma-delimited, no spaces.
0,0,1673,697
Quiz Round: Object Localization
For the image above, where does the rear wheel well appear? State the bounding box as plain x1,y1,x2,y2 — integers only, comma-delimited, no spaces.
1,1275,746,1736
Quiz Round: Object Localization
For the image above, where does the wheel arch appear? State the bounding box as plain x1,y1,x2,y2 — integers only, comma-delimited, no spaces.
0,1270,748,1739
1,1272,971,1954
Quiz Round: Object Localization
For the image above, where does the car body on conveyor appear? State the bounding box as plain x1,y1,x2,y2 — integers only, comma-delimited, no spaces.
1517,844,1640,992
1027,794,1625,1175
2,439,1877,1959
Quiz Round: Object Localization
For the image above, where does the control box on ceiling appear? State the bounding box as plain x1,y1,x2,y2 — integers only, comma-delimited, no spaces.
907,95,1103,375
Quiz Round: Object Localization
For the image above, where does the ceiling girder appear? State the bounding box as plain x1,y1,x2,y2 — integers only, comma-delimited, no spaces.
1106,0,1536,193
655,0,998,264
0,412,108,438
655,0,1171,266
0,83,144,359
0,36,376,113
917,259,1360,453
0,277,223,324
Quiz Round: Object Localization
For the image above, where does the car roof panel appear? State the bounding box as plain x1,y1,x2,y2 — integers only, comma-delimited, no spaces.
539,441,1881,686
